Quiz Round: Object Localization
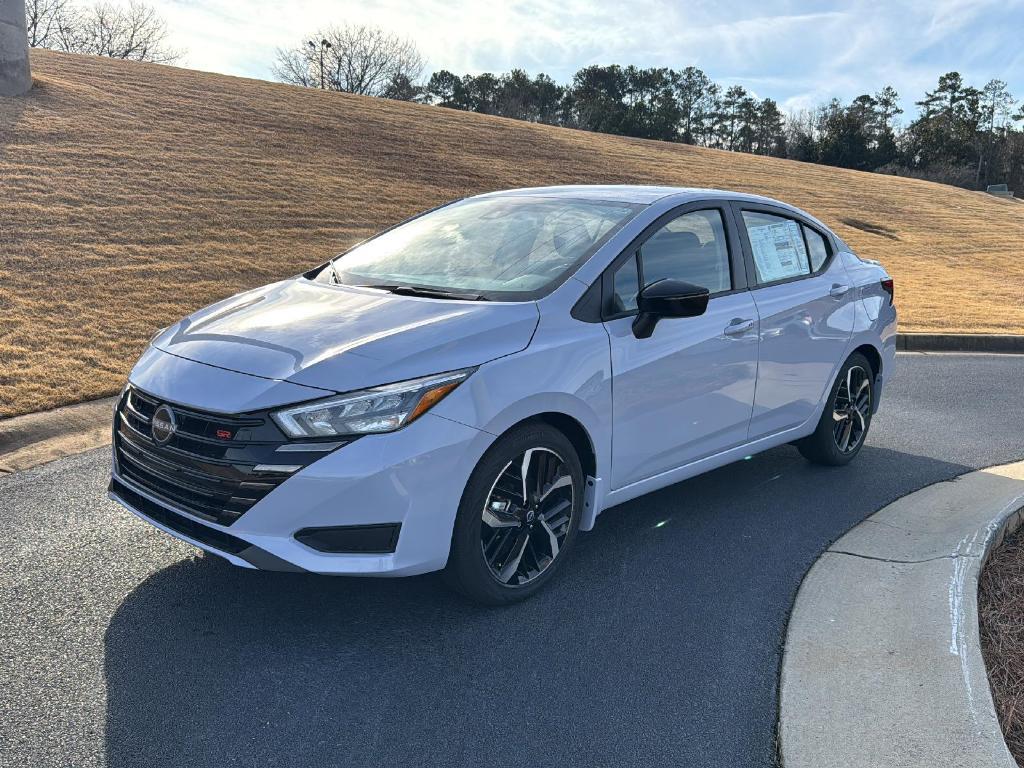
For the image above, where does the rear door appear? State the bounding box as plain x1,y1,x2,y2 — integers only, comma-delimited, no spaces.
603,202,759,490
730,203,855,439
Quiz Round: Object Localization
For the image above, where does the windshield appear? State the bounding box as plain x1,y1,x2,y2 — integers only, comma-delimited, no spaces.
323,196,644,300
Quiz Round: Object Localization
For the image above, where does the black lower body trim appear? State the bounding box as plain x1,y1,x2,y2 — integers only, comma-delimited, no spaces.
295,524,401,554
111,478,248,553
110,478,306,572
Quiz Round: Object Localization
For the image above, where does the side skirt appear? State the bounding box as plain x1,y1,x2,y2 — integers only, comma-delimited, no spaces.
590,422,815,523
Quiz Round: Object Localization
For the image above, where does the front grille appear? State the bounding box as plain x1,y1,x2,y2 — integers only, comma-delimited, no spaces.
113,386,342,526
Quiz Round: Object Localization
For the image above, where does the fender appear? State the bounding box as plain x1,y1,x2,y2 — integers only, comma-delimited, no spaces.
431,308,614,506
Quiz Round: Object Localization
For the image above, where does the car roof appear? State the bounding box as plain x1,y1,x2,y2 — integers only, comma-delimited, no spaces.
474,185,829,231
476,184,788,206
476,185,690,204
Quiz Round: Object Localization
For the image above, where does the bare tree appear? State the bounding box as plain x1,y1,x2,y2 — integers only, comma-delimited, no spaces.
26,0,182,63
24,0,72,47
273,24,424,98
273,45,316,88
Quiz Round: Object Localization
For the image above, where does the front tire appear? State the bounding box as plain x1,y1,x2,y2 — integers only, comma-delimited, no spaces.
444,422,584,605
797,353,874,466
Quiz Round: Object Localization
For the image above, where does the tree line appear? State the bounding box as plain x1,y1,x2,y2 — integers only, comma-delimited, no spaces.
24,7,1023,194
274,25,1024,194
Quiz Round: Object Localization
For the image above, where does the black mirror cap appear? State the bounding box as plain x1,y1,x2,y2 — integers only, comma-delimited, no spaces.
633,279,710,338
637,278,710,316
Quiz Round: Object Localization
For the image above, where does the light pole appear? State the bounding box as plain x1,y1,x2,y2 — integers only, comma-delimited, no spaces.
307,38,331,89
0,0,32,96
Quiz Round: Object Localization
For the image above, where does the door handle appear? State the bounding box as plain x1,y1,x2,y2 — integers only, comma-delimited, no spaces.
724,318,754,336
829,283,851,298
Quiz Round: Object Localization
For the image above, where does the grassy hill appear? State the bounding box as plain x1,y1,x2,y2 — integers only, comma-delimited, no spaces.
1,50,1023,418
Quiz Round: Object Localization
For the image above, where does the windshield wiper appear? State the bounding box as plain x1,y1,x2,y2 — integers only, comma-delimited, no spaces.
327,258,344,285
354,284,489,301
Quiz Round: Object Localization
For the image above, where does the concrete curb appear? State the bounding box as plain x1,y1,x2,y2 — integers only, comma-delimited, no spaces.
0,397,116,474
778,460,1024,768
897,333,1024,353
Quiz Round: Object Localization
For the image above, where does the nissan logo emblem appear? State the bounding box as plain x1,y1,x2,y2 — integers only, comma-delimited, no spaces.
151,404,177,445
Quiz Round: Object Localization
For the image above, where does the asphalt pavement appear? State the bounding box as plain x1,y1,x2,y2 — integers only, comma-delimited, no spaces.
2,353,1022,768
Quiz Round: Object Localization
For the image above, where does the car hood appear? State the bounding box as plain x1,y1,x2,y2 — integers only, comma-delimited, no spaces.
153,279,540,393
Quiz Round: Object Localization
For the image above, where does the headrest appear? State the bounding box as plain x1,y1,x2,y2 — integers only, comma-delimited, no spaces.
659,231,702,250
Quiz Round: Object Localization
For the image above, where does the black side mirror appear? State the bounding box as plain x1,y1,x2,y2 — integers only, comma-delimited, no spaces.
632,278,710,339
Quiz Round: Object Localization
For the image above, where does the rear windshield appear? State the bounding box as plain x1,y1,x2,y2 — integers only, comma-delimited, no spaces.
323,196,644,300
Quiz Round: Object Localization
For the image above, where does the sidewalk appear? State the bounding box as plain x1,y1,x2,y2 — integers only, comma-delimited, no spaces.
779,461,1024,767
0,397,116,473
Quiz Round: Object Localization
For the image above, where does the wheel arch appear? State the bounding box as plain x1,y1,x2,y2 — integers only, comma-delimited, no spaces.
469,388,608,476
486,410,602,533
480,410,598,477
530,412,597,479
851,342,883,379
808,339,886,430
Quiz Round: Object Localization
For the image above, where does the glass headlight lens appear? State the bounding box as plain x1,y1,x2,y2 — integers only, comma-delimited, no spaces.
271,368,474,438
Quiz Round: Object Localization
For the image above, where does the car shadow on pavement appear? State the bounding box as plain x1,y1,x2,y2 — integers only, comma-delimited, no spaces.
102,444,972,768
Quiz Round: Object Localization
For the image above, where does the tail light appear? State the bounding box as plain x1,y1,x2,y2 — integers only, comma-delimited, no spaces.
880,278,894,305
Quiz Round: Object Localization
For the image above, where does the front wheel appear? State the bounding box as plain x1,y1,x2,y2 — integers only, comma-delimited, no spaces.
444,423,584,605
797,353,874,466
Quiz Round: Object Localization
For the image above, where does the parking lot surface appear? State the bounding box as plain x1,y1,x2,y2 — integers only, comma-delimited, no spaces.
2,353,1023,767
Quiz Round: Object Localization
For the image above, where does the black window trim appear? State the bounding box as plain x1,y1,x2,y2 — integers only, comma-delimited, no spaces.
598,201,748,321
729,201,837,290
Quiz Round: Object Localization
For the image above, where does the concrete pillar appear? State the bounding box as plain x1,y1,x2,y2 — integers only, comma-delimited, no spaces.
0,0,32,97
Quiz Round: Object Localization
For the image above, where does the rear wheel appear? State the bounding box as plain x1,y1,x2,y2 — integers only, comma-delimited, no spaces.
444,423,583,605
797,353,874,466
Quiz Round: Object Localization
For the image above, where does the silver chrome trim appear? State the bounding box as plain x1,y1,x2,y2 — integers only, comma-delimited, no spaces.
275,442,344,453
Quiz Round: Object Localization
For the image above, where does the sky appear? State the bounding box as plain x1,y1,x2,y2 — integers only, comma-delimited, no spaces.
137,0,1024,118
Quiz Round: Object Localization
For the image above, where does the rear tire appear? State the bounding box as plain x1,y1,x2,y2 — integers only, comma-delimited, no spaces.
444,422,584,605
797,353,874,466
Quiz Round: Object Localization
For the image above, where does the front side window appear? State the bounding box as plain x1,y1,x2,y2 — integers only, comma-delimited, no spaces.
638,209,732,293
742,211,811,283
325,196,643,299
609,253,640,314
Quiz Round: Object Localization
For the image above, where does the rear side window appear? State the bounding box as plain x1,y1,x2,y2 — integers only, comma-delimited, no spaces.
639,209,731,293
803,225,830,271
742,211,810,283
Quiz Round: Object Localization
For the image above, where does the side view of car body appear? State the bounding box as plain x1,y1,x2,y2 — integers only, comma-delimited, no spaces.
109,185,897,603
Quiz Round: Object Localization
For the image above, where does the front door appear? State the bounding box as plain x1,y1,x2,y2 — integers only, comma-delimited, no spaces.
604,205,759,490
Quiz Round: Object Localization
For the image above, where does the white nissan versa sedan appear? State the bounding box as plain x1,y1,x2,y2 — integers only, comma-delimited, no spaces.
109,185,896,603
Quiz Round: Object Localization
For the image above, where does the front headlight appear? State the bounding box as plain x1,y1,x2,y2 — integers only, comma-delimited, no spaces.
270,368,474,438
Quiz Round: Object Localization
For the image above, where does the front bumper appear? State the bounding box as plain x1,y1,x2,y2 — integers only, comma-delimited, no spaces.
110,409,491,577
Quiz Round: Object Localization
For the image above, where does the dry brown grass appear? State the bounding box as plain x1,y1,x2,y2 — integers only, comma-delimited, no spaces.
979,522,1024,766
2,50,1023,418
